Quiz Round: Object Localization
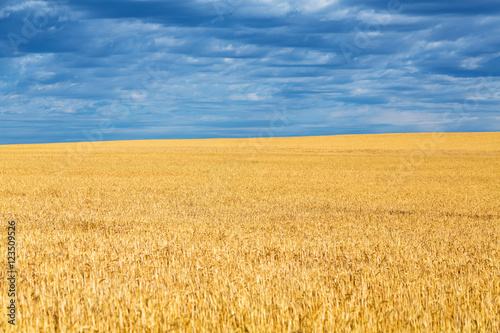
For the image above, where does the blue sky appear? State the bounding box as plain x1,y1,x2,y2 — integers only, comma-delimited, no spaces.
1,0,499,144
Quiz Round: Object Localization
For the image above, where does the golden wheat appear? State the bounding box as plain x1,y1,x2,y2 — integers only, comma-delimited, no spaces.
1,132,499,332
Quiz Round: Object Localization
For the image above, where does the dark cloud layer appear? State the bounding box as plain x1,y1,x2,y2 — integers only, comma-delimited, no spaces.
0,0,499,144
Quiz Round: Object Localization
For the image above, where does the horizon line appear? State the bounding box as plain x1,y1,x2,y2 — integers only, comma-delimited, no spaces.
1,130,498,147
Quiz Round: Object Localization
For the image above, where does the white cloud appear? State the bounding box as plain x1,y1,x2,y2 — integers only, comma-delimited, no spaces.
229,92,267,101
154,37,185,47
0,1,47,19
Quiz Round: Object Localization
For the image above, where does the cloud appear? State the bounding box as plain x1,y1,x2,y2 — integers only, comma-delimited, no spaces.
0,0,499,144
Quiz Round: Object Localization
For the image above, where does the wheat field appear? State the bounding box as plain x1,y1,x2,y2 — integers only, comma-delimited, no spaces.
1,132,499,332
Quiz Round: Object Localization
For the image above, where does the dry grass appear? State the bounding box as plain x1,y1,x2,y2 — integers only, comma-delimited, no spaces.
1,132,499,332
